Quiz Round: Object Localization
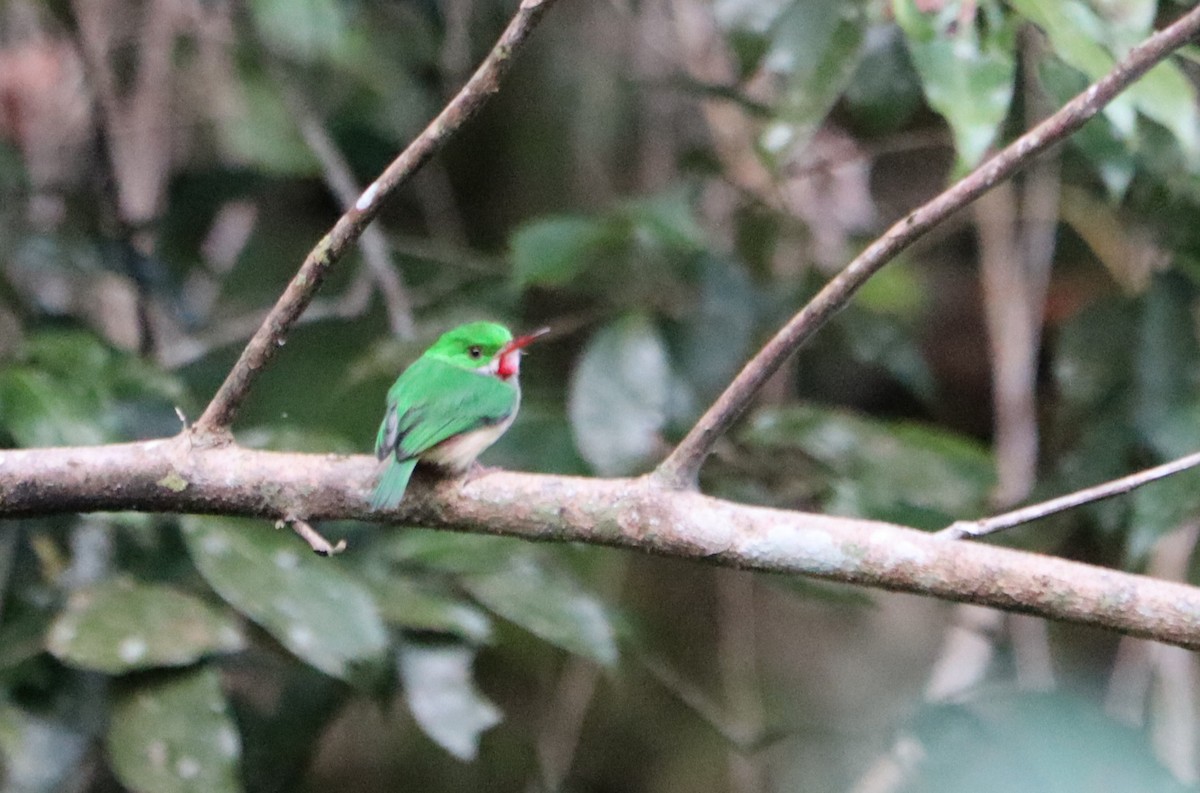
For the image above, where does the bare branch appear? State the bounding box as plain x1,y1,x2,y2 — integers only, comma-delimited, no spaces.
282,517,347,556
654,4,1200,490
5,441,1200,650
191,0,561,438
940,449,1200,540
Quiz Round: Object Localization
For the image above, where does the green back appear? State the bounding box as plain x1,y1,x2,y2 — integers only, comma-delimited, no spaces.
375,325,519,462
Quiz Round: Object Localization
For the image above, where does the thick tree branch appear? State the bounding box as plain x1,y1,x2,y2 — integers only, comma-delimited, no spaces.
191,0,559,438
655,4,1200,490
4,441,1200,651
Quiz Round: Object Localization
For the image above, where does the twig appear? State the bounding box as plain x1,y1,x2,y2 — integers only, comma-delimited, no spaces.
654,4,1200,490
191,0,561,438
275,68,416,338
938,450,1200,540
281,517,346,556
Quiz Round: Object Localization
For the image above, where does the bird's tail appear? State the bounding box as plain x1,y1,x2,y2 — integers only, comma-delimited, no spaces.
371,457,418,511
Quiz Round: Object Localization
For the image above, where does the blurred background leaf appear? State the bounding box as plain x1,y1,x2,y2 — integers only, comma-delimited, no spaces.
397,641,502,761
895,0,1016,172
47,578,244,674
182,517,388,687
106,667,241,793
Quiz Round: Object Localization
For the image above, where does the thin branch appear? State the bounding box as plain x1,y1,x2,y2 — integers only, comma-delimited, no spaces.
191,0,561,438
282,517,347,556
6,442,1200,651
654,4,1200,490
939,450,1200,540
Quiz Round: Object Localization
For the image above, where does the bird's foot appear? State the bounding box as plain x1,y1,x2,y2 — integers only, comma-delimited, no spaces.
462,460,501,485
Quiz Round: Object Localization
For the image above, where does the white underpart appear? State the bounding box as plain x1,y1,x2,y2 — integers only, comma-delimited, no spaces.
424,410,516,472
422,361,519,472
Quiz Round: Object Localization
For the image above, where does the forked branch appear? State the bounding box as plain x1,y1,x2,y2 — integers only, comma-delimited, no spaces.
191,0,561,438
655,4,1200,489
3,442,1200,651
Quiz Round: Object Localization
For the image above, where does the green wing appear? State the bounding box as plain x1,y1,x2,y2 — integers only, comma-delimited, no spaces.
375,356,518,463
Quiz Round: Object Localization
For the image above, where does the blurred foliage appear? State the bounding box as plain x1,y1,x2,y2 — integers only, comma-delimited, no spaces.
906,689,1192,793
0,0,1199,791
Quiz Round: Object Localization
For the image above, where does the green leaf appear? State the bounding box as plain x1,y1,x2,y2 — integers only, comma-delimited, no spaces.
0,330,188,447
1092,0,1156,50
843,24,924,135
249,0,350,63
1050,415,1135,536
1038,59,1136,199
568,315,673,475
667,255,757,402
713,0,792,34
0,704,88,793
895,0,1016,171
107,667,241,793
744,404,993,527
398,642,502,761
1124,396,1200,561
1008,0,1136,135
216,71,318,176
1124,60,1200,165
837,306,936,403
622,190,708,253
23,330,111,379
760,2,867,158
462,555,619,667
383,530,525,576
46,579,244,674
381,532,618,664
0,367,107,448
1052,297,1136,414
1133,274,1200,443
182,518,388,686
1129,465,1200,563
911,691,1190,793
365,574,493,645
1010,0,1200,159
510,216,610,289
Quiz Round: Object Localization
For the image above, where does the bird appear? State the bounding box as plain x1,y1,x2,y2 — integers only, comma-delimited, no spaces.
370,321,549,510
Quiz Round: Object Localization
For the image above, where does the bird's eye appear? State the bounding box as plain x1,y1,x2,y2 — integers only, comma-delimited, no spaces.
468,345,482,359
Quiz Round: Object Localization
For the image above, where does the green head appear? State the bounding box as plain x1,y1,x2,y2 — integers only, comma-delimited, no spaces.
424,321,549,379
